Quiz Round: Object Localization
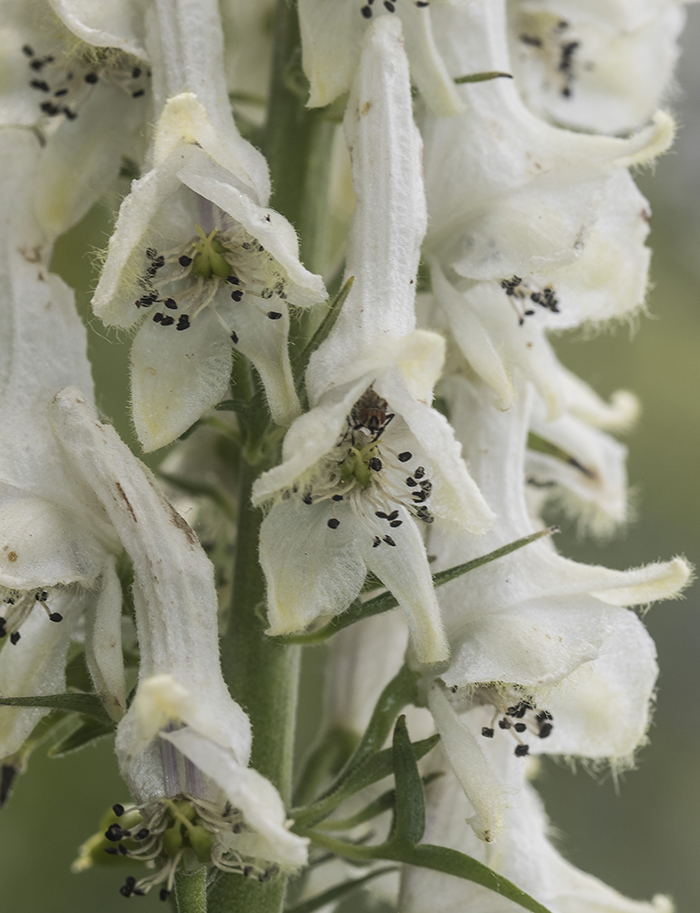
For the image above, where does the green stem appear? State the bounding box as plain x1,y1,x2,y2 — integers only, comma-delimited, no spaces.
175,867,208,913
210,458,300,913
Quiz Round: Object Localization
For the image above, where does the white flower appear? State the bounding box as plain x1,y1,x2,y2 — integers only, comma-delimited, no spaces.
297,0,463,115
47,389,308,892
253,19,493,665
0,0,151,233
400,734,673,913
92,91,326,451
0,129,127,751
423,0,674,418
422,377,690,839
507,0,685,134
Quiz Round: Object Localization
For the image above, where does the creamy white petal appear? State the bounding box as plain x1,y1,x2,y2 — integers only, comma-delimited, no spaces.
35,83,148,236
428,687,508,843
49,0,148,57
306,16,426,402
431,263,514,412
401,761,673,913
0,498,105,591
259,499,366,635
131,303,232,452
92,146,190,328
534,608,658,761
47,389,251,765
359,506,449,666
0,590,84,758
527,403,629,536
508,1,684,135
164,726,309,868
375,372,495,533
219,294,300,427
558,368,640,432
84,555,127,721
152,92,269,204
397,0,463,116
177,149,326,306
252,379,368,504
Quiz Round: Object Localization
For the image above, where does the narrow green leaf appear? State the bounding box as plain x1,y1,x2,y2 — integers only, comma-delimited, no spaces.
527,432,595,479
48,716,114,758
299,832,552,913
0,693,112,724
277,528,554,645
292,734,439,829
333,665,419,789
293,277,354,400
454,71,513,84
285,867,399,913
386,844,553,913
215,398,252,414
389,716,425,846
317,773,443,831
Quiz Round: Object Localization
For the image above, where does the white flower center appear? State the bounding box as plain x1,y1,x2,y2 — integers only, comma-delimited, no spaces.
294,389,435,547
133,224,289,341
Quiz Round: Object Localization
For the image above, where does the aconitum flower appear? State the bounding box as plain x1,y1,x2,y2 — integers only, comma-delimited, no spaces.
0,0,151,233
507,0,685,134
253,18,493,665
400,737,673,913
422,377,690,840
423,0,674,418
49,390,308,896
0,129,127,745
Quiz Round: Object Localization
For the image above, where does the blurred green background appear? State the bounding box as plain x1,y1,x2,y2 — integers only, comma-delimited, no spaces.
2,9,700,913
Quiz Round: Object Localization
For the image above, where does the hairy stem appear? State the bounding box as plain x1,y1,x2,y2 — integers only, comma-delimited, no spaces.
211,458,300,913
175,868,208,913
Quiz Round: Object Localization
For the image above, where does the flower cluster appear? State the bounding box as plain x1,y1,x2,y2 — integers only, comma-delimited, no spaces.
0,0,692,910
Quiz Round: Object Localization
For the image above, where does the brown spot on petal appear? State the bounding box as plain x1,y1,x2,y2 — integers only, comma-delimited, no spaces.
18,245,42,263
167,502,198,547
115,483,137,522
361,100,372,115
7,551,17,562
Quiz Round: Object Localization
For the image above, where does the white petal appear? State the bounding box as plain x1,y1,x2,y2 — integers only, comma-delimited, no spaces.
527,404,630,536
131,304,232,452
252,379,368,504
375,373,495,533
509,3,684,134
49,0,148,57
306,16,426,402
153,92,270,205
430,263,514,411
398,0,464,116
558,367,640,431
177,149,326,306
401,765,673,913
91,147,189,328
84,555,126,721
428,686,508,843
219,294,300,427
47,390,251,765
164,726,309,868
35,85,148,236
0,498,105,591
359,507,449,666
298,0,370,109
259,500,366,635
0,590,84,758
537,609,658,762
